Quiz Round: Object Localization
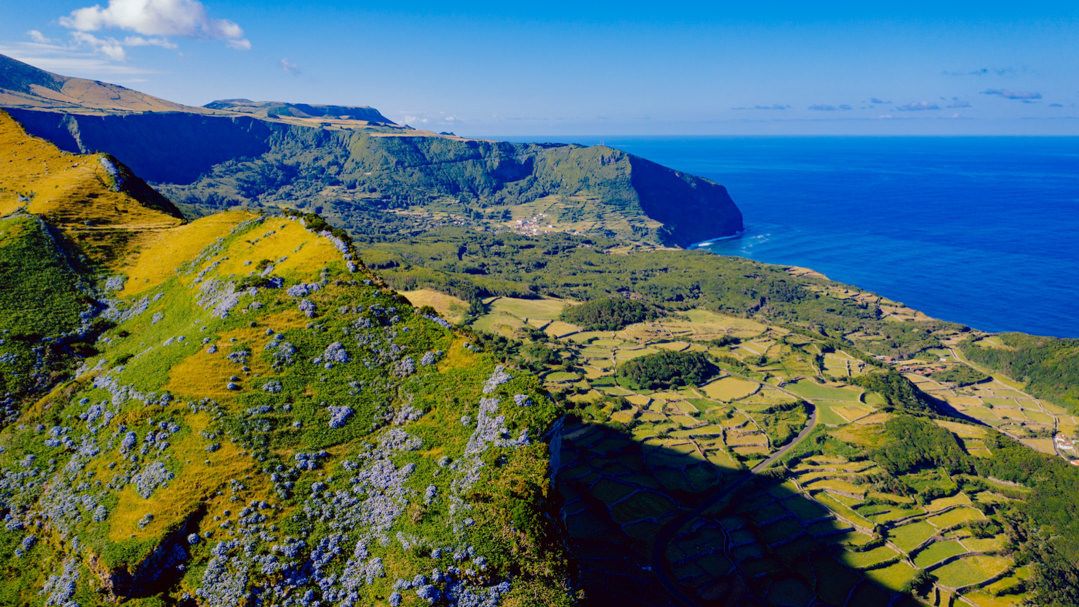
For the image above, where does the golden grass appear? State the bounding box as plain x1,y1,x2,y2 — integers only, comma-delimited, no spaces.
401,289,470,324
212,218,341,279
935,419,987,439
119,210,253,296
109,413,251,541
166,323,276,400
701,376,761,401
0,111,183,263
438,338,481,372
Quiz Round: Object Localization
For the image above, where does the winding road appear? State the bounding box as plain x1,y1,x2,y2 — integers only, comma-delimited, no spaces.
648,399,818,607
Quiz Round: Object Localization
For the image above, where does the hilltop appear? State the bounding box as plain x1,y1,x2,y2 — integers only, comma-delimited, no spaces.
203,99,396,126
0,54,743,247
0,114,575,606
0,54,193,114
0,112,182,264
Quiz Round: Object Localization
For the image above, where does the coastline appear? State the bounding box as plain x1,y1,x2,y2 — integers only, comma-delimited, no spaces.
688,229,745,248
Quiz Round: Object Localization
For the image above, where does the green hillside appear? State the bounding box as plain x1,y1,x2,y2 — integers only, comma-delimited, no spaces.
961,333,1079,414
0,54,743,248
0,111,574,607
0,213,90,407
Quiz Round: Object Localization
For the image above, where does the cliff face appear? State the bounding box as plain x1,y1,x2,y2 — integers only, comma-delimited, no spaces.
630,155,744,245
5,108,281,184
1,53,743,246
8,108,743,245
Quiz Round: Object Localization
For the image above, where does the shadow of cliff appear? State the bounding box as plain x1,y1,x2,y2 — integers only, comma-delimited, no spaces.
554,420,930,607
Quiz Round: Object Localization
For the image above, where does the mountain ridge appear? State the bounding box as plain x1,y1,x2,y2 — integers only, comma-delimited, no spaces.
203,99,396,125
0,53,744,247
0,53,196,114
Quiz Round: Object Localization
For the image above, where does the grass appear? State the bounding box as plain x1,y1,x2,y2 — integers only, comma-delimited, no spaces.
0,214,89,398
0,111,182,265
784,379,864,404
840,544,900,569
0,214,85,337
405,290,472,324
933,555,1011,589
913,540,967,568
118,211,252,296
0,210,575,606
866,560,918,591
813,400,865,426
889,521,937,552
927,507,984,530
701,376,760,401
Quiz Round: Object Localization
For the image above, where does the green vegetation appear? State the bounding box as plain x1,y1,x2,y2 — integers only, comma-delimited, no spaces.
3,58,1077,607
359,228,958,359
0,213,575,605
928,365,990,387
560,297,658,330
0,119,575,605
8,102,742,247
0,214,85,337
616,350,718,390
853,370,935,413
872,416,970,474
0,213,91,403
961,333,1079,413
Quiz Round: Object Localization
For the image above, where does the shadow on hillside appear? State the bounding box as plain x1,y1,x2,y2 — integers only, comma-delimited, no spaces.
554,420,927,607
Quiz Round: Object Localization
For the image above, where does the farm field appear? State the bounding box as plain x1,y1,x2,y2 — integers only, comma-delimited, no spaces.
464,293,1063,605
900,346,1079,457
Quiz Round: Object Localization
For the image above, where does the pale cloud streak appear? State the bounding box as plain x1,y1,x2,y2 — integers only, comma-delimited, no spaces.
59,0,250,50
70,31,127,61
982,88,1042,102
279,58,301,76
0,31,156,78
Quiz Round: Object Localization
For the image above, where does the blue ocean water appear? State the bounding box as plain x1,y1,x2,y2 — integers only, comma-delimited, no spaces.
506,136,1079,337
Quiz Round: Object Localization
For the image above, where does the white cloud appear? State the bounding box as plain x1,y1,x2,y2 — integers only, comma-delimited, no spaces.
123,35,178,49
0,38,156,78
279,58,300,75
71,31,127,61
27,30,52,44
60,0,250,50
396,112,464,127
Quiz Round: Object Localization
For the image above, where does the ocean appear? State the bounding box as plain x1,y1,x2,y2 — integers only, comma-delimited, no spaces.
506,136,1079,337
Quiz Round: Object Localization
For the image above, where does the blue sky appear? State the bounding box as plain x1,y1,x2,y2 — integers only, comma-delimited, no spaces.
2,1,1078,135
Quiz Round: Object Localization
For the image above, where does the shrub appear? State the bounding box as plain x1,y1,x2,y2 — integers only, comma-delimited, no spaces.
561,297,659,331
615,350,718,390
870,416,970,475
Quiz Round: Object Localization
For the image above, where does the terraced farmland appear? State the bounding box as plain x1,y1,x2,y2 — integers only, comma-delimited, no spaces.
467,293,1072,606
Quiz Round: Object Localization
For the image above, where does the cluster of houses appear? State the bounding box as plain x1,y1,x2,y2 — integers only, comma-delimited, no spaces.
1053,434,1079,465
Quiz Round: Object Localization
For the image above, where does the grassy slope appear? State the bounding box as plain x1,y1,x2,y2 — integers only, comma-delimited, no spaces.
0,212,574,606
0,110,182,266
0,119,575,605
0,213,88,401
